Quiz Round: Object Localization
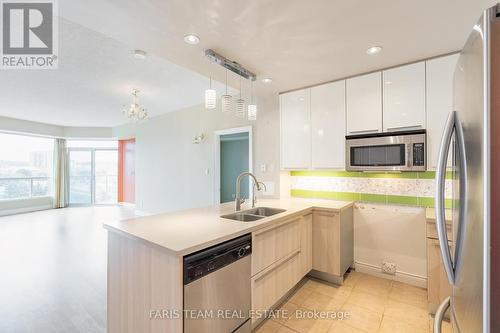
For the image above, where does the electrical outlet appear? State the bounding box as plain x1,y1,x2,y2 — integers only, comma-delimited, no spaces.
381,261,396,275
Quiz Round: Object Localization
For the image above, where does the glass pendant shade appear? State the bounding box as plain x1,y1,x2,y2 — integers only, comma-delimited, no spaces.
205,89,216,109
235,98,246,118
221,95,232,113
247,104,257,120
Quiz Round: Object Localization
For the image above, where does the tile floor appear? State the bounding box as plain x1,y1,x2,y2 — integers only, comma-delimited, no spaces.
254,271,453,333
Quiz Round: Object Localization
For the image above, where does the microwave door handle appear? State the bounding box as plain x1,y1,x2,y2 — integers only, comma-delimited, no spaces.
435,111,455,285
406,144,411,167
433,297,451,333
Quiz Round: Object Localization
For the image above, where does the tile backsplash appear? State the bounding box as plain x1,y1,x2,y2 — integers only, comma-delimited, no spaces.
290,171,452,207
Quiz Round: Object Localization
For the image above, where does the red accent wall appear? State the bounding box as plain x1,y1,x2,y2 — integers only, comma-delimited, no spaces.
118,139,135,204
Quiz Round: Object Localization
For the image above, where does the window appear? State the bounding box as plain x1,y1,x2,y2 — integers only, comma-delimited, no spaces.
0,133,54,200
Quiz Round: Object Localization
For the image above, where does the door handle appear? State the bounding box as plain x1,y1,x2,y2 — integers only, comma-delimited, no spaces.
435,111,456,284
452,112,467,276
433,297,450,333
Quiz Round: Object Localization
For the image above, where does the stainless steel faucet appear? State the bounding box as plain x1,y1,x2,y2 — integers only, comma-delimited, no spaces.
235,172,262,211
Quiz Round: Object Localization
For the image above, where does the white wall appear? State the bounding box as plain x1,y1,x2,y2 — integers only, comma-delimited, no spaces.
113,95,280,214
353,203,427,287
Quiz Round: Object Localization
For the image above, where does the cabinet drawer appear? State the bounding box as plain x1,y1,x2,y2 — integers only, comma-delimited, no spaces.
251,250,302,323
252,218,301,276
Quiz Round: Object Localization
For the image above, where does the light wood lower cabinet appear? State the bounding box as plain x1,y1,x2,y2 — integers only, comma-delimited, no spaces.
312,211,340,275
251,207,353,329
252,217,301,276
312,209,353,278
426,212,453,314
427,238,453,314
251,250,302,324
300,213,313,276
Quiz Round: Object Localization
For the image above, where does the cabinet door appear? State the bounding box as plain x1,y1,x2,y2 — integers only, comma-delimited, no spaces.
311,81,345,169
280,89,311,169
427,238,452,314
312,211,340,276
346,72,382,135
383,61,426,132
300,213,313,276
426,54,459,169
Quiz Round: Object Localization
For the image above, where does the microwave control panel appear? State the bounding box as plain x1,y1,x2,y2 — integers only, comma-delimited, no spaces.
413,143,425,167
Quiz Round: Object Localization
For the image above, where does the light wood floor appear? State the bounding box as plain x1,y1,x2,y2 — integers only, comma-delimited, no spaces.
0,206,137,333
254,272,452,333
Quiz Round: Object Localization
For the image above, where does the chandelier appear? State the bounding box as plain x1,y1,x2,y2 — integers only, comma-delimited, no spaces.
122,89,148,121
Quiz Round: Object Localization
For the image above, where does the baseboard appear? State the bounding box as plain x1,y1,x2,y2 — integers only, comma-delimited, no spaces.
354,261,427,288
0,204,53,217
134,209,153,217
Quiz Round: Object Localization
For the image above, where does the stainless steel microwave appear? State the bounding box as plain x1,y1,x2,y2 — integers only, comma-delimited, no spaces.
345,130,426,171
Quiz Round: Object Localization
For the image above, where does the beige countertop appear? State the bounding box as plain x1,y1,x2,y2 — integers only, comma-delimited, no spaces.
103,198,353,256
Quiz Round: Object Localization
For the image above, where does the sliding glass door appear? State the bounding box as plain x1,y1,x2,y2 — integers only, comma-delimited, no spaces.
94,150,118,204
68,150,92,205
68,148,117,205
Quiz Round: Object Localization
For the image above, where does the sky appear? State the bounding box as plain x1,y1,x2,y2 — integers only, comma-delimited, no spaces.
0,133,53,162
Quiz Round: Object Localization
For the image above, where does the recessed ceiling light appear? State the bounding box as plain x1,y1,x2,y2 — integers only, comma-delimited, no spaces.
366,46,382,55
184,34,200,45
261,78,273,84
134,49,147,59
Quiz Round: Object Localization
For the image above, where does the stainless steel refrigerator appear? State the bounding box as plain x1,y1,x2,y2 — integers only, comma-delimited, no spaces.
433,3,500,333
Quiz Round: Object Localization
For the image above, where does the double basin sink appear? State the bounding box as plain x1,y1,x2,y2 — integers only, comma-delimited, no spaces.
221,207,286,222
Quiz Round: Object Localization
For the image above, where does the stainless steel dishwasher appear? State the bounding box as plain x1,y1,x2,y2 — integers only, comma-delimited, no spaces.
183,234,252,333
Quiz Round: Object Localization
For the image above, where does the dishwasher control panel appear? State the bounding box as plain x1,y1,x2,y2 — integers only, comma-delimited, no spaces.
183,233,252,285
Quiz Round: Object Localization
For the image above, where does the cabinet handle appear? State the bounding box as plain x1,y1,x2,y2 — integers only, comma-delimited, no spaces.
433,297,450,333
386,125,423,131
348,129,379,134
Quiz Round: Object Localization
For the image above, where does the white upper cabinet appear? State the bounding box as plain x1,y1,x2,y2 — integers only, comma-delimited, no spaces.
382,61,426,132
280,89,311,169
346,72,383,135
311,81,345,169
426,54,459,169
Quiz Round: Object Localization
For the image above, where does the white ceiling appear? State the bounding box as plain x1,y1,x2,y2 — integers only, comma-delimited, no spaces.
1,0,496,127
0,20,236,127
59,0,497,96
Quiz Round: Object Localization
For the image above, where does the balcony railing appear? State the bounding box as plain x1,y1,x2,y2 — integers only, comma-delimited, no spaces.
0,177,51,200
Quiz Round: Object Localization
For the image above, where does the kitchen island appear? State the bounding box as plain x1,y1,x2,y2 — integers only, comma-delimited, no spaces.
104,198,353,333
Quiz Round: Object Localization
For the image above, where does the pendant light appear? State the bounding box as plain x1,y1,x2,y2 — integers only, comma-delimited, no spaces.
235,78,246,118
221,69,232,113
205,75,216,110
247,80,257,121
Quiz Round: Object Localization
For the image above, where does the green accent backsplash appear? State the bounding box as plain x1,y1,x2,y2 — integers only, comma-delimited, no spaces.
290,170,453,208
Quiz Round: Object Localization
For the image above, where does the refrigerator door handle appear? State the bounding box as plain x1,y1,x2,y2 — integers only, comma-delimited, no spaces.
453,112,468,275
433,297,451,333
435,111,456,284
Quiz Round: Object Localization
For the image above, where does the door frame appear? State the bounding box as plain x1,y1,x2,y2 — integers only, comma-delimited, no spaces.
214,126,253,205
67,147,118,206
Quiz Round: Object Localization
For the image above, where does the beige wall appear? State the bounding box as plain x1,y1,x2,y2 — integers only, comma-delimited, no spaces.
113,95,280,214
